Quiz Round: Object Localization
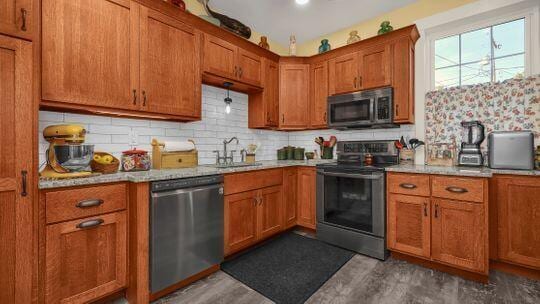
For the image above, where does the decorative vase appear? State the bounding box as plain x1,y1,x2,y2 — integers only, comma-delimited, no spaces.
258,36,270,50
347,30,361,44
378,21,393,35
289,35,297,56
171,0,186,11
318,39,331,54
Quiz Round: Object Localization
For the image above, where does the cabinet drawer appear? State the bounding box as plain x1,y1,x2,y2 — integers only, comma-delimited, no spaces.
45,183,127,224
224,169,282,195
387,173,430,197
431,176,485,203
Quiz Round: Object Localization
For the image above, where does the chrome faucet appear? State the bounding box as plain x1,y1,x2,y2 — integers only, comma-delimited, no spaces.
213,137,239,165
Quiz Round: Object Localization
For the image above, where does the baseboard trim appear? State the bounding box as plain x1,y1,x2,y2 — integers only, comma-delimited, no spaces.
490,260,540,281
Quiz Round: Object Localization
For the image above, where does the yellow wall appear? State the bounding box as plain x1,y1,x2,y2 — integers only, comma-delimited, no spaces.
296,0,477,56
184,0,289,55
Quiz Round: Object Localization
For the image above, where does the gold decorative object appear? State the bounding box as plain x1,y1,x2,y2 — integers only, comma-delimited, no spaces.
347,30,361,44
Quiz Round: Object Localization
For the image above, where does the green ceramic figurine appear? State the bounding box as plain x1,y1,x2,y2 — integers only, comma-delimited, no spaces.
378,21,393,35
318,39,331,54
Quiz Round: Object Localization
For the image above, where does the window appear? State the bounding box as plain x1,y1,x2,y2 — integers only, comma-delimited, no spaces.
434,18,525,89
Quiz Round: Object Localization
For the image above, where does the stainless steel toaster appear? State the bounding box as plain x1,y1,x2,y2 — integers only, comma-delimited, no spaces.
488,131,534,170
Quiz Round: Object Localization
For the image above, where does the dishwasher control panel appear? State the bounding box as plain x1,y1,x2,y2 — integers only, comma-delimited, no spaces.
151,175,224,192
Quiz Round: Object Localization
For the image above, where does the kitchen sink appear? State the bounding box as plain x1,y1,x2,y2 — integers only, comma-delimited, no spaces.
205,162,263,169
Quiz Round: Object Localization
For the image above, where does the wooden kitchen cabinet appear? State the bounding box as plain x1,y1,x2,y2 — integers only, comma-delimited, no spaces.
297,167,316,229
283,168,298,229
357,44,391,89
392,37,415,123
0,0,33,40
140,6,201,118
279,63,310,129
249,59,279,128
387,194,430,258
41,0,140,111
310,61,329,128
328,53,358,95
258,186,284,239
45,211,127,303
224,190,258,255
237,47,263,87
0,34,34,304
432,199,487,273
494,176,540,269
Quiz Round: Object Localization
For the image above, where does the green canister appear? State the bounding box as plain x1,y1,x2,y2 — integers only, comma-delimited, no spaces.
294,148,305,160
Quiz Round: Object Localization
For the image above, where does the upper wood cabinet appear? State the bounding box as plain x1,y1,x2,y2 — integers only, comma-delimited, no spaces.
392,38,415,123
279,63,309,129
0,0,33,40
297,167,316,229
358,44,391,89
387,194,431,259
431,199,487,273
248,58,279,128
328,53,358,95
0,34,34,304
494,176,540,269
45,211,127,303
202,34,262,87
42,0,140,111
310,61,328,128
140,6,201,118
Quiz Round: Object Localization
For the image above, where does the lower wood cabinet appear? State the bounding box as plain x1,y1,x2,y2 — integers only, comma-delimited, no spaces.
45,211,127,303
297,167,316,229
258,186,284,239
387,194,430,259
283,168,298,229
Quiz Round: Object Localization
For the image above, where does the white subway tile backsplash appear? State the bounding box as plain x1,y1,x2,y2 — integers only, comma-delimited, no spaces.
38,84,415,166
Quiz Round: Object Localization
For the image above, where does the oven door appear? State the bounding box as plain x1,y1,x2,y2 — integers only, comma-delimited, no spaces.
327,95,374,128
317,170,385,237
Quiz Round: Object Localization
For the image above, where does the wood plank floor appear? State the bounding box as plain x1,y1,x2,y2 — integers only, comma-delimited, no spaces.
140,254,540,304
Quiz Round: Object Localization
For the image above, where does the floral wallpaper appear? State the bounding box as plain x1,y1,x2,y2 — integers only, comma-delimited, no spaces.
425,75,540,151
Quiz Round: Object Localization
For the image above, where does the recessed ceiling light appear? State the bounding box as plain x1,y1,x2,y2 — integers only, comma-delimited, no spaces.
295,0,309,5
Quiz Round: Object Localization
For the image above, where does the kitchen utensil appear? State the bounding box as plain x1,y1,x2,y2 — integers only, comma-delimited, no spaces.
405,136,411,149
40,124,94,179
394,140,403,150
329,136,337,147
414,140,425,149
458,121,485,166
400,136,407,150
409,138,418,149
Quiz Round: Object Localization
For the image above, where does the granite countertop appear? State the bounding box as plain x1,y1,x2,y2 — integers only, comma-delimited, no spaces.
38,159,335,190
386,164,540,178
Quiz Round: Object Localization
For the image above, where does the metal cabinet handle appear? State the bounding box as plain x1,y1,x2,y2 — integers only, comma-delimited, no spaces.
353,77,357,88
142,90,147,106
21,170,28,197
253,197,258,205
21,8,27,31
76,218,104,229
323,112,327,122
399,183,417,189
434,204,439,218
423,203,427,217
76,199,104,208
239,67,243,78
132,89,137,105
282,114,285,123
445,186,468,194
396,104,399,117
358,76,362,87
259,196,263,205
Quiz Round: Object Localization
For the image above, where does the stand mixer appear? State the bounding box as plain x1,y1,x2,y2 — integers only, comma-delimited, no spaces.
40,125,95,179
458,121,485,167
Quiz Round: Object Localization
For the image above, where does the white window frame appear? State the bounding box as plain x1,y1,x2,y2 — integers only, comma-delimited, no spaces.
425,5,539,91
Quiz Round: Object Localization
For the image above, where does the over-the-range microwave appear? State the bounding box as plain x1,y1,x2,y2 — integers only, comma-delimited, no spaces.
327,87,395,129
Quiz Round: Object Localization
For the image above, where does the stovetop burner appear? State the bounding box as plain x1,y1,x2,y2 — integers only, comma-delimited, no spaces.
317,140,400,172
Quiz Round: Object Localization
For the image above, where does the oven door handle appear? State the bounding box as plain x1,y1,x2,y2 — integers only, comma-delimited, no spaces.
322,172,383,180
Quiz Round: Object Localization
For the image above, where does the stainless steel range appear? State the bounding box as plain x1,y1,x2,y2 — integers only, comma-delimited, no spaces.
316,140,399,260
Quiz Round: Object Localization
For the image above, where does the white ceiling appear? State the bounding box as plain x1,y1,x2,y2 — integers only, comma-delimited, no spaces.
208,0,417,46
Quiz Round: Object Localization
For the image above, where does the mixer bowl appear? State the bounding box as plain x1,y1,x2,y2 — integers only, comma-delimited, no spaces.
53,144,95,172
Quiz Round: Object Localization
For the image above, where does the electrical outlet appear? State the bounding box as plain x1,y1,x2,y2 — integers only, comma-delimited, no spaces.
129,129,138,146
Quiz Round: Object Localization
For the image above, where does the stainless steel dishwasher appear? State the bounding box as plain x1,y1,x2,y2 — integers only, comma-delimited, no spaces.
150,175,224,293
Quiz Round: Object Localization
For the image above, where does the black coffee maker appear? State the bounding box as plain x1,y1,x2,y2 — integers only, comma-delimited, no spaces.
458,121,485,166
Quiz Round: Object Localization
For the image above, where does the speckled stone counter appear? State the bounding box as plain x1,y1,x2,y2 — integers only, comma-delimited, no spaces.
385,164,540,178
38,159,335,190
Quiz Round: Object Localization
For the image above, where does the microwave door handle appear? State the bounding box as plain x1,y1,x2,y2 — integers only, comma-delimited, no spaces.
370,98,376,122
323,172,383,180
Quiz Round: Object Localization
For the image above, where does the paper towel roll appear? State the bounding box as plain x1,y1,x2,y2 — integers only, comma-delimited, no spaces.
163,141,195,152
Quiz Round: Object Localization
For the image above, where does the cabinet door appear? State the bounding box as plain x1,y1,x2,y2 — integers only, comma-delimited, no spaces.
310,61,328,128
392,38,414,123
0,0,32,40
387,194,430,258
224,190,258,255
258,186,283,239
45,211,127,304
237,48,262,87
42,0,139,110
283,168,297,229
279,64,309,129
358,44,391,89
265,59,279,126
140,7,201,118
328,53,358,95
497,176,540,269
0,35,33,304
432,199,487,273
202,34,238,80
297,167,316,229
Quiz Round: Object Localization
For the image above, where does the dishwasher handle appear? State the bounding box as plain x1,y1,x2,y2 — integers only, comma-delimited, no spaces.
151,183,224,198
